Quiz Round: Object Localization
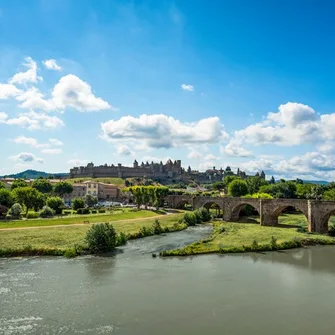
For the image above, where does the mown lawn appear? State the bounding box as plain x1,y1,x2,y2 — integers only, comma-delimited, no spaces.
0,209,164,229
0,213,185,251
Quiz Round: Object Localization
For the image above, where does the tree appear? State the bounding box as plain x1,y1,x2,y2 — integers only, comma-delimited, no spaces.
0,189,15,208
0,205,8,218
259,181,297,199
10,179,28,190
39,205,54,218
85,223,117,253
153,186,169,208
9,203,22,218
85,194,98,207
242,193,273,199
228,180,249,197
46,196,64,214
0,182,5,189
72,197,85,210
32,178,53,194
212,181,225,192
245,176,268,195
223,175,240,188
323,188,335,200
269,176,276,184
53,181,73,197
12,187,45,215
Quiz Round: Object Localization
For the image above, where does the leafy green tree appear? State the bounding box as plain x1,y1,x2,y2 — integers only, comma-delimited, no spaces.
0,189,15,208
53,181,73,197
306,184,325,200
9,203,23,218
0,182,5,189
39,205,54,218
46,196,64,214
212,181,225,192
0,205,8,218
32,178,53,194
259,181,297,198
153,186,169,208
245,176,268,195
228,180,249,197
12,187,45,215
269,176,276,184
323,188,335,200
242,193,273,199
223,175,240,188
85,223,117,253
85,194,98,207
10,179,28,190
72,197,85,210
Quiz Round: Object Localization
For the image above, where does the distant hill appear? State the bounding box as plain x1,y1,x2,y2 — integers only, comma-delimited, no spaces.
302,180,329,185
0,169,69,180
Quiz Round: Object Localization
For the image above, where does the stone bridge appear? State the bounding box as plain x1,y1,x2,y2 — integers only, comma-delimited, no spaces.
165,195,335,233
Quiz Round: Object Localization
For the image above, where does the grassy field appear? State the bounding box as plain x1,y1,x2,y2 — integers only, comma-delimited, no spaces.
161,214,335,256
0,213,185,252
0,208,163,229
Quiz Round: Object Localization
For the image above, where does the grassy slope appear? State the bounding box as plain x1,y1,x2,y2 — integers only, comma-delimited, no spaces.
66,177,126,187
0,209,161,229
0,213,184,251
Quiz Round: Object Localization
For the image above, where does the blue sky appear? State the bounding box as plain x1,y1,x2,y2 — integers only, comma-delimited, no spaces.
1,0,335,180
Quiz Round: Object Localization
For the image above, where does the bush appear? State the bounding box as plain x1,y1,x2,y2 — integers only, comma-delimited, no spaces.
329,224,335,236
46,196,64,215
152,219,164,234
0,205,8,218
76,208,90,215
63,210,71,215
98,209,106,213
184,212,197,226
64,248,78,258
72,198,85,211
139,226,153,237
116,232,128,246
85,223,117,253
194,210,203,224
9,203,22,219
26,212,39,219
39,205,54,218
270,236,278,250
196,207,212,222
91,210,97,214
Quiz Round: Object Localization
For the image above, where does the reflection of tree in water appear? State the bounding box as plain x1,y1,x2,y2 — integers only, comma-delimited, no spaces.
246,247,335,275
84,253,119,279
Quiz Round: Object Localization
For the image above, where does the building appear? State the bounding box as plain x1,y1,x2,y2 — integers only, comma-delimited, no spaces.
63,183,87,204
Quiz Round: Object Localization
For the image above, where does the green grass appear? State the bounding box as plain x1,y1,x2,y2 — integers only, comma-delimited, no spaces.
0,208,164,229
0,213,185,252
161,214,335,256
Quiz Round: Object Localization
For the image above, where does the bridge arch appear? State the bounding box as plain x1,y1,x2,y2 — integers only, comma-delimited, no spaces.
229,200,260,222
318,209,335,233
175,199,193,209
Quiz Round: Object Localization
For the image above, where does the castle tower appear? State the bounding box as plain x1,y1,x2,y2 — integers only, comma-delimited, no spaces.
260,170,265,179
133,160,138,168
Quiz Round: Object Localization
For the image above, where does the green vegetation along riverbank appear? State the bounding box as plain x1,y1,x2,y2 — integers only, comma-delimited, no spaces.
160,218,335,256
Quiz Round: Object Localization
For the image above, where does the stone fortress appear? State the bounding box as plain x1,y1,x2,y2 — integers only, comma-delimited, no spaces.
69,159,266,183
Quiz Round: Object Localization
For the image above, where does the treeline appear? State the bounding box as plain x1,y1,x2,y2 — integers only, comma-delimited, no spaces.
0,179,74,219
123,186,169,208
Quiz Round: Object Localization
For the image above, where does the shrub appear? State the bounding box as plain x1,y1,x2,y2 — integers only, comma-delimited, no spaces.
116,232,128,246
26,212,39,219
98,209,106,213
46,196,64,215
85,223,117,253
63,210,71,215
152,219,163,234
194,210,203,224
328,224,335,236
91,210,97,214
39,205,54,218
64,248,77,258
0,205,8,218
251,240,259,250
76,208,90,215
72,198,85,211
196,207,211,222
183,212,197,226
139,226,153,237
270,236,278,250
9,203,23,219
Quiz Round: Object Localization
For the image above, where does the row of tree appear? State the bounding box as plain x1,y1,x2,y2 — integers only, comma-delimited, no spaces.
123,186,169,208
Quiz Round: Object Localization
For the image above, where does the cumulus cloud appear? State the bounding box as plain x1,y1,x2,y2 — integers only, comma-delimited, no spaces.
16,87,54,111
41,148,62,154
49,138,63,146
68,159,88,166
12,136,39,147
42,59,61,71
204,154,218,161
101,114,228,149
0,83,21,99
9,57,42,84
12,136,63,151
222,142,254,158
187,149,202,159
5,111,64,130
0,112,8,123
9,152,44,164
181,84,194,91
116,144,133,156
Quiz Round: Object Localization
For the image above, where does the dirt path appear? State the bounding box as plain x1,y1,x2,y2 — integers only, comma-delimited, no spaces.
0,215,167,231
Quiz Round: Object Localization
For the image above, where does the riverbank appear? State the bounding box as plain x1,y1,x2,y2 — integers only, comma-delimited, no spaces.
160,221,335,256
0,213,186,257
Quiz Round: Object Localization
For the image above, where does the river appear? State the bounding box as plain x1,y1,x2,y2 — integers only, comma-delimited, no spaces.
1,225,335,334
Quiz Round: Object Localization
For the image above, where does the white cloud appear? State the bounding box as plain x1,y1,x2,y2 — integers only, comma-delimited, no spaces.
12,136,39,147
16,87,54,111
187,149,202,159
0,112,8,123
9,152,44,164
0,83,21,99
116,144,133,156
101,114,228,149
204,154,218,161
51,74,113,112
68,159,88,166
222,142,253,158
5,111,64,130
181,84,194,92
42,59,61,71
49,138,63,146
41,148,62,154
9,57,42,85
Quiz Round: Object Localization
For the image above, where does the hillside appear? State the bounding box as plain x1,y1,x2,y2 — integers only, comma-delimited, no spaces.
0,170,69,180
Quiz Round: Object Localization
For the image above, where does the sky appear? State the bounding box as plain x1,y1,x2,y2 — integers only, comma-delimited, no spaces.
1,0,335,180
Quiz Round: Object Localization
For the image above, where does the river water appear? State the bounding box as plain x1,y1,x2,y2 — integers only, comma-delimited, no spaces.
1,226,335,335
